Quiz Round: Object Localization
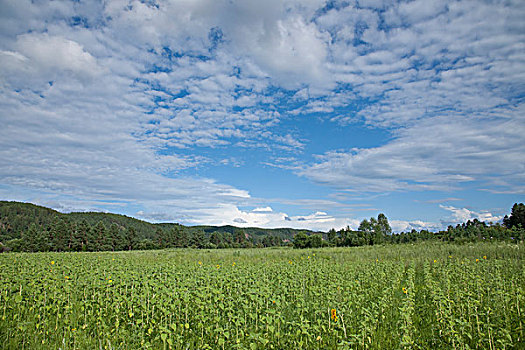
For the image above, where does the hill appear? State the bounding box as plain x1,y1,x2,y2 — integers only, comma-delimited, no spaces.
0,201,319,252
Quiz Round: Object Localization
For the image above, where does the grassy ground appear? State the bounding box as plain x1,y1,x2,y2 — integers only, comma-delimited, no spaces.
1,242,524,349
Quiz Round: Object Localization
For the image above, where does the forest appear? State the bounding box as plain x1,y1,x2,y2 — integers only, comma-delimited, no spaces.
0,201,524,253
0,201,306,252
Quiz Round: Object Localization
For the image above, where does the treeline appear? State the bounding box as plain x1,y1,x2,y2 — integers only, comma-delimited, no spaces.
294,213,393,248
1,216,289,253
0,201,296,252
2,201,523,252
294,203,525,248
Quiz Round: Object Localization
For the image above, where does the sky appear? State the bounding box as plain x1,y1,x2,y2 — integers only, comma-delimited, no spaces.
0,0,524,232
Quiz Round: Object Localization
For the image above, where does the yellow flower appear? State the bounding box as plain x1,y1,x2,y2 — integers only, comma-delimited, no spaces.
71,328,76,331
316,336,321,341
402,287,407,294
198,261,202,265
308,256,310,259
434,259,437,263
476,258,479,262
331,308,337,322
483,256,487,260
216,264,220,269
50,261,55,265
232,262,236,266
272,300,276,304
288,260,292,265
108,279,112,283
65,276,70,279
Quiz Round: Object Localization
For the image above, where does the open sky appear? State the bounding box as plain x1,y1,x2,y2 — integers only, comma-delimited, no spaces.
1,0,524,232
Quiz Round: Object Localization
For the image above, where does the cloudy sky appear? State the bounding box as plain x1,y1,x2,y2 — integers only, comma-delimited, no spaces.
0,0,524,232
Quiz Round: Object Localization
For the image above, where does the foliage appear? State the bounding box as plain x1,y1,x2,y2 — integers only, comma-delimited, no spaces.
295,207,525,249
503,203,525,229
0,201,302,252
0,242,523,349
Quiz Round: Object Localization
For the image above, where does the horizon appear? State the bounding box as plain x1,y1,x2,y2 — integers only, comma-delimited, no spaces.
1,0,524,232
3,199,518,234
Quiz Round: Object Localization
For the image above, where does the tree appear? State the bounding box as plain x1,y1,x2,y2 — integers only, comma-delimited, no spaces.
503,203,525,229
93,221,111,251
358,214,391,245
210,231,222,246
327,228,337,245
308,234,323,248
21,223,38,252
220,232,233,248
293,231,309,249
125,227,137,250
34,224,48,252
74,219,91,251
372,213,391,244
108,223,121,251
70,222,83,252
376,213,392,236
156,227,167,248
358,219,373,234
233,229,246,245
190,230,206,248
51,218,69,252
172,226,189,248
358,218,374,244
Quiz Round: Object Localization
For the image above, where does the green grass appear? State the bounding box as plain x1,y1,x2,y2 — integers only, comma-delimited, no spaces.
1,242,524,349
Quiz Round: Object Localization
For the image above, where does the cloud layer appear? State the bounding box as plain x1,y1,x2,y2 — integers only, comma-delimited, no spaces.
1,0,523,231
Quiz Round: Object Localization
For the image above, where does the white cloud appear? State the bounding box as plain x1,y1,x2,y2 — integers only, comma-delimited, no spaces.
0,33,104,87
253,207,273,213
439,205,504,225
300,114,525,193
390,219,441,233
0,0,523,231
150,202,356,231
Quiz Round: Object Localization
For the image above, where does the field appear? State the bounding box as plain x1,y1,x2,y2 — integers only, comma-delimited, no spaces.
1,242,524,349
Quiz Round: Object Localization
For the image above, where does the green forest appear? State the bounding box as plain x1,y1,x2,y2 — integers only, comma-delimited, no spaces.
0,201,524,253
0,201,309,252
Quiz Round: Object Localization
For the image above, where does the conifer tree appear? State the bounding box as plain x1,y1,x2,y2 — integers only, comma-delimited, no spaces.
125,227,137,250
190,230,206,248
21,223,38,252
173,226,189,248
93,221,110,251
51,218,69,252
156,227,167,248
503,203,525,229
35,224,48,252
108,223,120,251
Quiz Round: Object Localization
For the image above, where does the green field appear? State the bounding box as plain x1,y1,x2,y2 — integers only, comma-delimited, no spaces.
1,242,524,349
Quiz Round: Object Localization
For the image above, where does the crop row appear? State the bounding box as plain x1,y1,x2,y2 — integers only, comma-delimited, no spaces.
1,242,523,349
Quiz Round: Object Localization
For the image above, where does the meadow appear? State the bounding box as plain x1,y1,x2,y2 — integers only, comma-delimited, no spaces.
1,242,524,349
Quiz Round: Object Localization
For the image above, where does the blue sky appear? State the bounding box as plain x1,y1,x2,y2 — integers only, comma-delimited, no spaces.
0,0,523,232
